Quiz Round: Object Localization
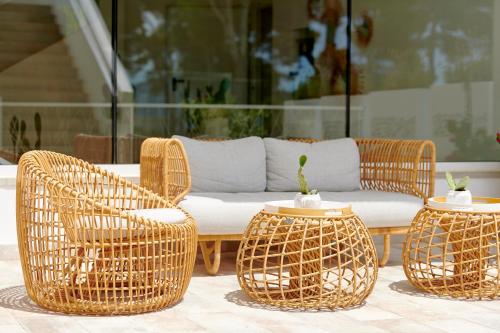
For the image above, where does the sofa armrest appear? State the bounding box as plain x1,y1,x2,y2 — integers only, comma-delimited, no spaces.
355,138,436,201
140,138,191,203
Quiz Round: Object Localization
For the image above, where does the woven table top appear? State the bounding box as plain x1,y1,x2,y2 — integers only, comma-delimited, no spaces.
428,196,500,212
263,200,352,217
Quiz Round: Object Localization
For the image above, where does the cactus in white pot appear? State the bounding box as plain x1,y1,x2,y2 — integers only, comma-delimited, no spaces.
294,155,321,208
445,172,472,205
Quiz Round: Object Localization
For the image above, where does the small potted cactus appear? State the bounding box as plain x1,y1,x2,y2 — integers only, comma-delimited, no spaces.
445,172,472,205
294,155,321,208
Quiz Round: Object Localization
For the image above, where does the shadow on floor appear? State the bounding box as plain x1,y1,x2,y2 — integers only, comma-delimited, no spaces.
388,280,430,297
224,289,365,312
388,280,484,302
0,285,59,315
0,285,181,316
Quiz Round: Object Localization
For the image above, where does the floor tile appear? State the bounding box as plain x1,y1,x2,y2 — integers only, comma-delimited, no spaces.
0,236,498,333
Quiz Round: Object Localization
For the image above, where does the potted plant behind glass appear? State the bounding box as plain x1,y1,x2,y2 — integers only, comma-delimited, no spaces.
294,155,322,208
445,171,472,205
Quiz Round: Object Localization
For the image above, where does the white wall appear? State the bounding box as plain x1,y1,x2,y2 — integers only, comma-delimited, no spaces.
284,81,499,161
0,186,16,245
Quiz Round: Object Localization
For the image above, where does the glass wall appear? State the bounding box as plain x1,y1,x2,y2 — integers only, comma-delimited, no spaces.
2,0,499,164
351,0,500,161
108,0,349,162
0,0,113,164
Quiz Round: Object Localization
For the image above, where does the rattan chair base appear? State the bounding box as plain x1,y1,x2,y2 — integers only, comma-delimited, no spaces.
403,206,500,299
31,284,183,315
237,211,378,309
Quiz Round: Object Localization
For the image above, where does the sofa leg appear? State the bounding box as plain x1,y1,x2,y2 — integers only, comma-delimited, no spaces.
199,240,222,275
379,234,391,267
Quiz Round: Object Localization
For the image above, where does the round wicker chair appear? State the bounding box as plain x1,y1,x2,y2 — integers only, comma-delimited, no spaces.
16,151,198,315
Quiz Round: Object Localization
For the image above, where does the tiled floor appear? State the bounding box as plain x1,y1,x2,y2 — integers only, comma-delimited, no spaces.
1,236,499,333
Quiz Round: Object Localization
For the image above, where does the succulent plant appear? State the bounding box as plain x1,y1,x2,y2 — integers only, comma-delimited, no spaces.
9,116,19,153
446,171,469,191
19,120,29,155
9,113,42,161
34,112,42,150
297,155,318,195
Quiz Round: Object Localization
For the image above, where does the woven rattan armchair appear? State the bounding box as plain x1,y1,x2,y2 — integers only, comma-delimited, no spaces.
17,151,197,315
141,137,435,273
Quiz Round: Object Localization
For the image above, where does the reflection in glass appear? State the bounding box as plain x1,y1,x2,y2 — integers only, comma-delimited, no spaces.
107,0,348,155
3,0,495,163
352,0,500,161
0,1,116,163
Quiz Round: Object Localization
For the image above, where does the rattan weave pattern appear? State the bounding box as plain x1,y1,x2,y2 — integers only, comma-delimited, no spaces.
141,137,435,202
17,151,198,315
236,211,378,309
140,136,435,274
403,206,500,299
140,138,191,204
290,137,435,200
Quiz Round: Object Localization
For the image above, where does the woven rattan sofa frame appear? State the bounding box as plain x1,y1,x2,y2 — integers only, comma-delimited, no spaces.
140,137,435,275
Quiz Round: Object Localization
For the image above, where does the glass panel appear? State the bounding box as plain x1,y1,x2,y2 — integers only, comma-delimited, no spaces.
0,1,113,164
351,0,500,161
111,0,348,163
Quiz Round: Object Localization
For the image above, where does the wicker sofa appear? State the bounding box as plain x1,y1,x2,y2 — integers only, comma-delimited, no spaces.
140,137,435,275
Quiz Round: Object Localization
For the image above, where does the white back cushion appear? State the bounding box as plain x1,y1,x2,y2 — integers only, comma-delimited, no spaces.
173,136,266,192
263,138,360,192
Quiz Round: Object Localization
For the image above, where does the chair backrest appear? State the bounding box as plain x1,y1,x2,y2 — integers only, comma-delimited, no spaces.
192,136,435,199
17,151,168,244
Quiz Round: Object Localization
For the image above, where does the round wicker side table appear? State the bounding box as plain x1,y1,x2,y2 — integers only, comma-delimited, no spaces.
403,197,500,299
236,201,378,309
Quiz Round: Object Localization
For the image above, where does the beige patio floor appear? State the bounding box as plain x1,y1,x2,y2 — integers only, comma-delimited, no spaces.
0,235,499,333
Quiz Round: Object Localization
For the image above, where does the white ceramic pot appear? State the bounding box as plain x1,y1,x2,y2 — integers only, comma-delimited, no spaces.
446,190,472,205
294,193,322,209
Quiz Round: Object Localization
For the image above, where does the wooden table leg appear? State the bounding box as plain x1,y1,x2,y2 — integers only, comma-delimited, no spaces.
287,224,334,300
440,216,493,289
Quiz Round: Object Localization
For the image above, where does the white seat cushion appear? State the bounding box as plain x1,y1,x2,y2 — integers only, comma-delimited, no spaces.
67,208,186,242
179,191,423,235
131,208,186,224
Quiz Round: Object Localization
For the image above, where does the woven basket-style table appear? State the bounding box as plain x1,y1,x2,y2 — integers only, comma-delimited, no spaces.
236,200,378,309
403,197,500,299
